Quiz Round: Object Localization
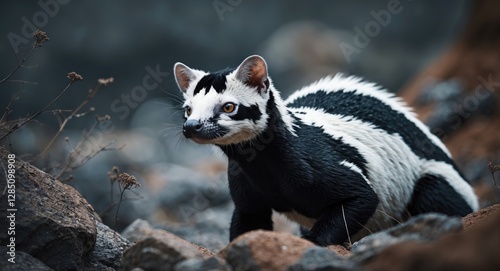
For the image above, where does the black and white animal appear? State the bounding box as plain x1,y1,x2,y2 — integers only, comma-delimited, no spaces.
173,55,478,246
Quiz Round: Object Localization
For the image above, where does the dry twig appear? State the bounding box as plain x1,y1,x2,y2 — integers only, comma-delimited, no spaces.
0,30,49,84
489,162,500,188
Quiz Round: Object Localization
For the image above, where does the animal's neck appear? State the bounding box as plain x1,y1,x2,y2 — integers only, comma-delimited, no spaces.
218,87,295,163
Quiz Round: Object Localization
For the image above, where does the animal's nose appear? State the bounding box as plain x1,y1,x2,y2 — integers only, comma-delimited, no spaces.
183,119,203,138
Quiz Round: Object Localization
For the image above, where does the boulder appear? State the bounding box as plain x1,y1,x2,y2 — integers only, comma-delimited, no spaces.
121,218,155,243
287,246,356,271
84,221,131,270
121,228,216,271
223,230,316,271
350,213,463,264
0,246,54,271
363,204,500,271
0,147,98,270
174,256,231,271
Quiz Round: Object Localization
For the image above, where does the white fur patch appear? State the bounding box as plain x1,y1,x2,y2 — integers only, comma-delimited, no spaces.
285,73,451,157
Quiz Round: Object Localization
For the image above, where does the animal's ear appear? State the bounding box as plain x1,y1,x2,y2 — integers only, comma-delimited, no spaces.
174,62,197,93
235,55,270,94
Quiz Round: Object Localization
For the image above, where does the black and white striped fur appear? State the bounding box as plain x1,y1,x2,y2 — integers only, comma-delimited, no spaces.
173,55,478,246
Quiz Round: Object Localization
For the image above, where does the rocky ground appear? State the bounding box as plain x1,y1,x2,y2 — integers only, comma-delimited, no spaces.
1,147,500,271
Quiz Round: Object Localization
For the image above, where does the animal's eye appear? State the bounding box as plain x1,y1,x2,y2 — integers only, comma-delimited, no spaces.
185,106,192,116
222,102,236,113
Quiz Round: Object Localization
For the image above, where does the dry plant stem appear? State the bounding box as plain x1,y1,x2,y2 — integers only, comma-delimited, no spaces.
0,46,36,84
53,118,117,180
0,97,16,124
3,80,38,85
114,186,126,232
33,84,102,162
0,82,73,141
1,162,8,196
489,162,500,188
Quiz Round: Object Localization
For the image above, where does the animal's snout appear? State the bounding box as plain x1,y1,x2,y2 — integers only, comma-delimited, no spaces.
183,119,203,138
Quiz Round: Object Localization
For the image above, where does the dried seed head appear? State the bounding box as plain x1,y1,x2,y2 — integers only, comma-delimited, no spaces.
489,162,500,173
118,173,140,189
98,77,114,86
33,30,49,47
108,166,120,183
67,72,83,82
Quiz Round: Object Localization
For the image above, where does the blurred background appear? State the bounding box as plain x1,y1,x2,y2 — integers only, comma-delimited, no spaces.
1,0,499,251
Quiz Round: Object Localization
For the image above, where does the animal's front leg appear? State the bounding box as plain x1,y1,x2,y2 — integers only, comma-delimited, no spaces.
228,172,273,241
230,208,273,241
303,198,377,246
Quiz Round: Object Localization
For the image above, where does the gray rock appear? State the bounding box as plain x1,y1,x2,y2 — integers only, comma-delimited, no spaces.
121,218,155,243
84,221,132,270
174,256,231,271
350,213,463,264
287,247,357,271
160,203,232,252
121,228,215,271
0,148,98,270
0,246,54,271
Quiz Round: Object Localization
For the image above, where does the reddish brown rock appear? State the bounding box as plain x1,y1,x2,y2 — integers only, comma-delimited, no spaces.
328,245,351,257
462,203,500,231
223,230,316,271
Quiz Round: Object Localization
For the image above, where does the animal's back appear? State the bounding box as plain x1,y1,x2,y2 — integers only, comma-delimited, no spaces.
284,74,478,235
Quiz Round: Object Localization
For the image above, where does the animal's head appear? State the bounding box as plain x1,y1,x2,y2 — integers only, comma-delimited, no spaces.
174,55,272,145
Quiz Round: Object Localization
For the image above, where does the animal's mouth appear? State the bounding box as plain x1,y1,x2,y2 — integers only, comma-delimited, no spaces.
189,136,216,145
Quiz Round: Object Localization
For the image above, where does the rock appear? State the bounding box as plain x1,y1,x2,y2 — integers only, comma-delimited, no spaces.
223,230,316,271
0,246,54,271
123,215,229,253
174,256,231,271
160,218,230,252
0,148,98,270
121,228,216,271
363,204,500,271
84,221,131,270
327,245,351,257
121,218,155,243
350,213,463,264
287,246,357,271
123,204,231,252
462,203,500,231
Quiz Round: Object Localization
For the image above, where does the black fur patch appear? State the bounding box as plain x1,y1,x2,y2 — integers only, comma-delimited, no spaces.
287,90,451,164
231,104,262,123
193,68,233,95
406,174,473,217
